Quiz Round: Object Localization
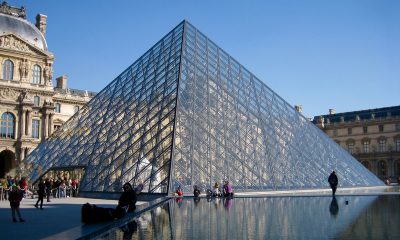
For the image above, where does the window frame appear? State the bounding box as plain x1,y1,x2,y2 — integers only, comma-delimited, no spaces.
32,119,40,139
362,141,369,153
396,139,400,152
32,64,42,84
378,139,386,153
34,96,40,107
3,59,14,80
55,103,61,113
347,142,354,154
0,112,15,139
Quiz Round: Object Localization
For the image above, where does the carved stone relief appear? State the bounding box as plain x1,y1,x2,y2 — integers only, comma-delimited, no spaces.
0,35,35,54
43,64,53,86
18,89,33,103
0,87,19,100
18,59,30,81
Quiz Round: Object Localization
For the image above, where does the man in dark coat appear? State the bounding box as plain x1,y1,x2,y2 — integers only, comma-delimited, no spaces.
35,179,45,209
45,178,52,202
115,182,137,219
328,171,338,196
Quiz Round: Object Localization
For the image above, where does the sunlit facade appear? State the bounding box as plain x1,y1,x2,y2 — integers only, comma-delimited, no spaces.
25,21,383,194
313,106,400,182
0,2,95,178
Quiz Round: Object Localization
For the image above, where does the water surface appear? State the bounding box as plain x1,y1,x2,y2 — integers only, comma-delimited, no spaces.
98,195,400,239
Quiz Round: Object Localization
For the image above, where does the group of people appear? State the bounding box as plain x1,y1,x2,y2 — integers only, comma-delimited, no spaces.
174,181,234,198
207,181,234,198
0,176,33,201
175,173,339,198
41,177,80,200
0,175,80,223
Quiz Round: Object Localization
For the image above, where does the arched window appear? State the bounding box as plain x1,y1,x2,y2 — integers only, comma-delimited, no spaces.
32,65,41,84
378,161,387,177
362,161,370,170
3,59,14,80
34,96,40,107
55,103,61,113
347,142,355,154
74,106,80,113
0,112,15,139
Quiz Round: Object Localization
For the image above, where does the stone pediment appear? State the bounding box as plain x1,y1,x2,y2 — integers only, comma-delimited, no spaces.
0,33,50,56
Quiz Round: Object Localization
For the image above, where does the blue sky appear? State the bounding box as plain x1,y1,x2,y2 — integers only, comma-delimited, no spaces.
8,0,399,118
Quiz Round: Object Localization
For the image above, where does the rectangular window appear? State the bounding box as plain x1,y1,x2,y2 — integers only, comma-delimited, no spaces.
379,139,386,152
34,96,40,107
333,129,338,137
55,103,61,113
32,119,40,138
363,126,368,134
379,125,384,132
347,128,352,135
396,124,400,131
363,141,369,153
396,139,400,152
54,125,61,131
348,143,354,154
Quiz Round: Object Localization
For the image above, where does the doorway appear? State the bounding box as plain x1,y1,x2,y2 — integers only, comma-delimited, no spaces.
0,150,15,178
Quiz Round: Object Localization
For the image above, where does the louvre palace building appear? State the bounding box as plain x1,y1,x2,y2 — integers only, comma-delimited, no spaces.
313,106,400,183
0,2,95,177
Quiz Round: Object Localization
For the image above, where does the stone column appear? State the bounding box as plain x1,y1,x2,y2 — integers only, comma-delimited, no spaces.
26,110,32,137
48,113,53,136
42,113,48,140
20,109,26,138
20,147,25,161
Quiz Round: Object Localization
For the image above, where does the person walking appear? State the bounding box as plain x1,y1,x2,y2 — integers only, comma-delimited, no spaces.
328,171,338,196
45,178,52,202
9,185,25,222
35,179,45,209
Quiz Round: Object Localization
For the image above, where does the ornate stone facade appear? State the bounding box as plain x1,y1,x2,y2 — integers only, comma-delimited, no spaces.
0,2,95,177
313,106,400,183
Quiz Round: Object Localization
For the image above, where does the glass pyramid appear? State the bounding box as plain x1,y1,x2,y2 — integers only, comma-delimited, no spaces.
25,21,383,194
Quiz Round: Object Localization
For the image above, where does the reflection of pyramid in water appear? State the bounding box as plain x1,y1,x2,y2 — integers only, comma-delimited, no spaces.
26,20,383,194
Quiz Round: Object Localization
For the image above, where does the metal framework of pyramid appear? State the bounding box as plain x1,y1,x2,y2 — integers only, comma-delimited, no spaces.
25,21,383,194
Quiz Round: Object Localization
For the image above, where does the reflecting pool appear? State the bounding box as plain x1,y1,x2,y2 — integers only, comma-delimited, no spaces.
97,195,400,239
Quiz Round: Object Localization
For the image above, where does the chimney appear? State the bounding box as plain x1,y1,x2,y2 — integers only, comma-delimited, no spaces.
329,109,336,115
294,105,303,113
36,14,47,36
56,75,68,89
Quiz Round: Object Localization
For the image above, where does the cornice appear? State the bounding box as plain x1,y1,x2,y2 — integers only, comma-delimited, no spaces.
321,117,400,130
